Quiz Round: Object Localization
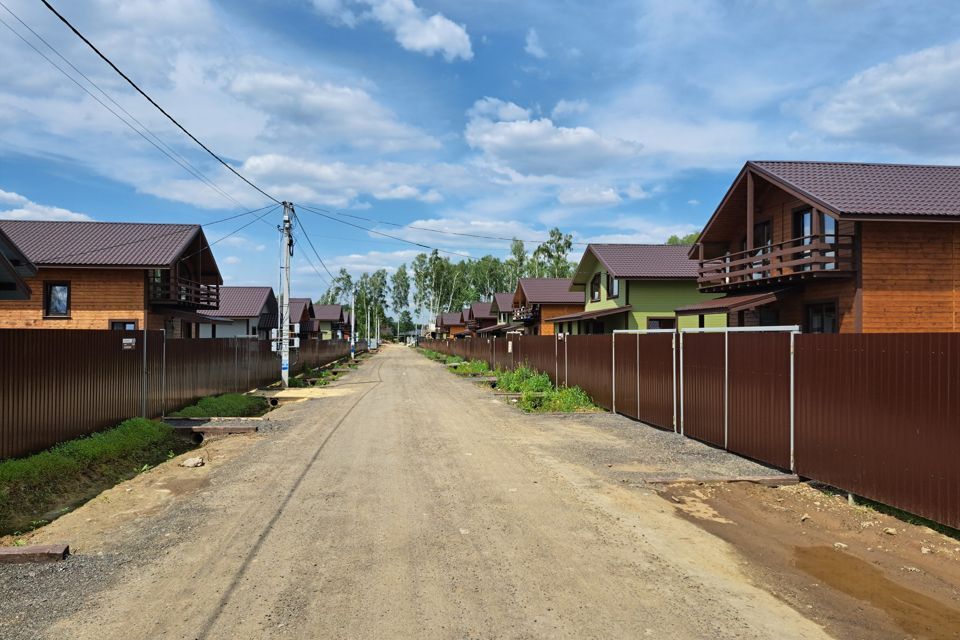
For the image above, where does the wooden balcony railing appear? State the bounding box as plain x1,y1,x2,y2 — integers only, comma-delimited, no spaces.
698,234,856,292
148,276,220,309
513,305,539,323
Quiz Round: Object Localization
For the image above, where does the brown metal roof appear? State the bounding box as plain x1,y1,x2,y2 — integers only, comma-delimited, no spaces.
751,161,960,218
491,292,514,314
0,220,203,267
289,298,314,321
550,305,633,323
198,286,274,318
674,289,792,315
438,311,465,327
0,227,34,300
470,301,495,319
572,244,699,285
517,278,582,304
313,304,344,322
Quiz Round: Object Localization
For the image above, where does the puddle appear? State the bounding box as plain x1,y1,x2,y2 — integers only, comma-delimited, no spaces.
794,546,960,639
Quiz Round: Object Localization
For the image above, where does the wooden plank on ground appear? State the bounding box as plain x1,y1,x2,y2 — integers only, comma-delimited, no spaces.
0,544,70,564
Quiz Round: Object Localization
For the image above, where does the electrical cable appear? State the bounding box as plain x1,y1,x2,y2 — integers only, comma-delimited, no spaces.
0,1,253,212
291,211,337,281
40,0,280,205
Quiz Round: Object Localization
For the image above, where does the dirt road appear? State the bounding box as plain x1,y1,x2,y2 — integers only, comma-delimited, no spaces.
1,345,847,638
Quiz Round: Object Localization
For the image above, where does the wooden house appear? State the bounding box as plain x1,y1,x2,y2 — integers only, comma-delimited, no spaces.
464,301,497,335
436,311,467,339
477,292,520,336
0,221,222,336
198,286,277,339
678,161,960,332
552,244,725,335
511,278,582,336
313,304,346,340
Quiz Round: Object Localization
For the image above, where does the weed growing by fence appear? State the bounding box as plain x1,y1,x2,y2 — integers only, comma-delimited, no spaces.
451,360,490,376
495,367,553,393
419,348,464,366
519,386,597,413
169,393,269,418
0,418,192,535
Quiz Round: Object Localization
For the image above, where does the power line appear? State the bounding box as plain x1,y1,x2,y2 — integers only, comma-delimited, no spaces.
40,0,280,205
0,1,252,212
182,205,281,262
291,211,336,280
297,205,476,261
291,230,331,288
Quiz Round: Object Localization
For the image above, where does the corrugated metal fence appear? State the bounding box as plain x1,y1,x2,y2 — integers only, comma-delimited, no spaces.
0,329,363,459
422,333,960,530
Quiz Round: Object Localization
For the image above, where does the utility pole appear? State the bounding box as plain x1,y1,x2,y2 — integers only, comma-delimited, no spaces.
350,287,356,360
281,202,293,387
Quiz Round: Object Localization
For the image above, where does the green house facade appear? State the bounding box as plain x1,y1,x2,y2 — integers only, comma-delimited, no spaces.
553,244,726,334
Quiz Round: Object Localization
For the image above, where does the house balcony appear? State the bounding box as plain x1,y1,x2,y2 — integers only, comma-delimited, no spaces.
513,305,539,324
698,234,856,293
148,275,220,309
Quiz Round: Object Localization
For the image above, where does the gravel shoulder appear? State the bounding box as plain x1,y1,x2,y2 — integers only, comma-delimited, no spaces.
1,345,836,639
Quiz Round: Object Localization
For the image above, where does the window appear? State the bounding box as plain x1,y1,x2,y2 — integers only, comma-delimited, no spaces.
607,274,620,299
110,320,137,331
590,273,601,301
43,282,70,317
646,317,677,330
806,302,838,333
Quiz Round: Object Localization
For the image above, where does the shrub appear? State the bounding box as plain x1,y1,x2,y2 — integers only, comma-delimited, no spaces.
451,360,490,375
496,366,553,393
169,393,269,418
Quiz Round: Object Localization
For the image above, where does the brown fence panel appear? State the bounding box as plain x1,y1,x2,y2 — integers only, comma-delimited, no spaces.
681,332,724,447
637,333,675,430
517,336,558,382
795,333,960,529
613,334,638,419
565,335,612,410
0,330,147,459
727,332,791,470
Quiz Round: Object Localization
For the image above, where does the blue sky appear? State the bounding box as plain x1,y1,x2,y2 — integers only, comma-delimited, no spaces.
2,0,960,301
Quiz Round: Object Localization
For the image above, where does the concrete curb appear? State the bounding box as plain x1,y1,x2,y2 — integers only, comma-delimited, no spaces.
0,544,70,564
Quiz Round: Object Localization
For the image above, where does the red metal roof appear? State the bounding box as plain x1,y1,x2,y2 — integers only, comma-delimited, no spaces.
674,289,792,315
198,286,273,318
573,244,699,284
517,278,582,304
751,161,960,218
0,221,202,267
438,311,465,327
289,298,314,321
550,305,633,323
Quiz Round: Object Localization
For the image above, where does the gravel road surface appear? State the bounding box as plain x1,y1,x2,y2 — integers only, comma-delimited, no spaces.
1,344,830,639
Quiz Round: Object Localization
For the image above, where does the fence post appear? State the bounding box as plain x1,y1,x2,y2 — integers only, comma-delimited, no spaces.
555,334,559,384
564,334,568,387
612,332,617,415
636,334,640,419
161,332,167,418
790,331,797,472
679,331,685,436
671,332,677,433
724,330,729,450
141,326,148,418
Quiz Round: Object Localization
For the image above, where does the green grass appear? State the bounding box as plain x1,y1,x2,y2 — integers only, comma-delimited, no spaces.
168,393,269,418
450,360,490,376
419,348,463,365
518,386,598,413
0,418,192,535
495,366,553,393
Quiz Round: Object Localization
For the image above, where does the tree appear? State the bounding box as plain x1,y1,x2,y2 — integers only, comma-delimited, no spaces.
319,268,353,305
505,238,527,282
390,263,410,335
666,232,700,245
533,227,574,278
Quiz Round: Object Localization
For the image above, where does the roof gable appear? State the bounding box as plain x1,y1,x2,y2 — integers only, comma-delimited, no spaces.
313,304,344,322
490,292,514,315
470,301,495,319
199,286,274,318
572,244,698,285
517,278,581,304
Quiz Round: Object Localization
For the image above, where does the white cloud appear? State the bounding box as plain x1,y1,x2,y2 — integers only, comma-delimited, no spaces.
625,183,651,200
581,215,701,244
796,41,960,155
551,99,589,120
224,256,242,264
0,189,92,221
310,0,358,26
364,0,473,61
229,71,439,152
468,97,531,122
557,185,621,206
525,28,546,59
687,199,700,206
465,98,642,176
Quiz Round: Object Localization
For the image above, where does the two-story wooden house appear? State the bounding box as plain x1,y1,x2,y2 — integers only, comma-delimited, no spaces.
553,244,725,334
511,278,583,336
436,311,467,339
0,227,35,301
464,301,497,335
677,161,960,332
477,292,520,336
0,221,222,336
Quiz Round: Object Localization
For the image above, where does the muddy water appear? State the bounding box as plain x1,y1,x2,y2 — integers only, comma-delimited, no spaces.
794,546,960,639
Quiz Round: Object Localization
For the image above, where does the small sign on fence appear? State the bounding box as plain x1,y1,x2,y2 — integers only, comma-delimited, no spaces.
507,341,513,353
121,338,136,350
